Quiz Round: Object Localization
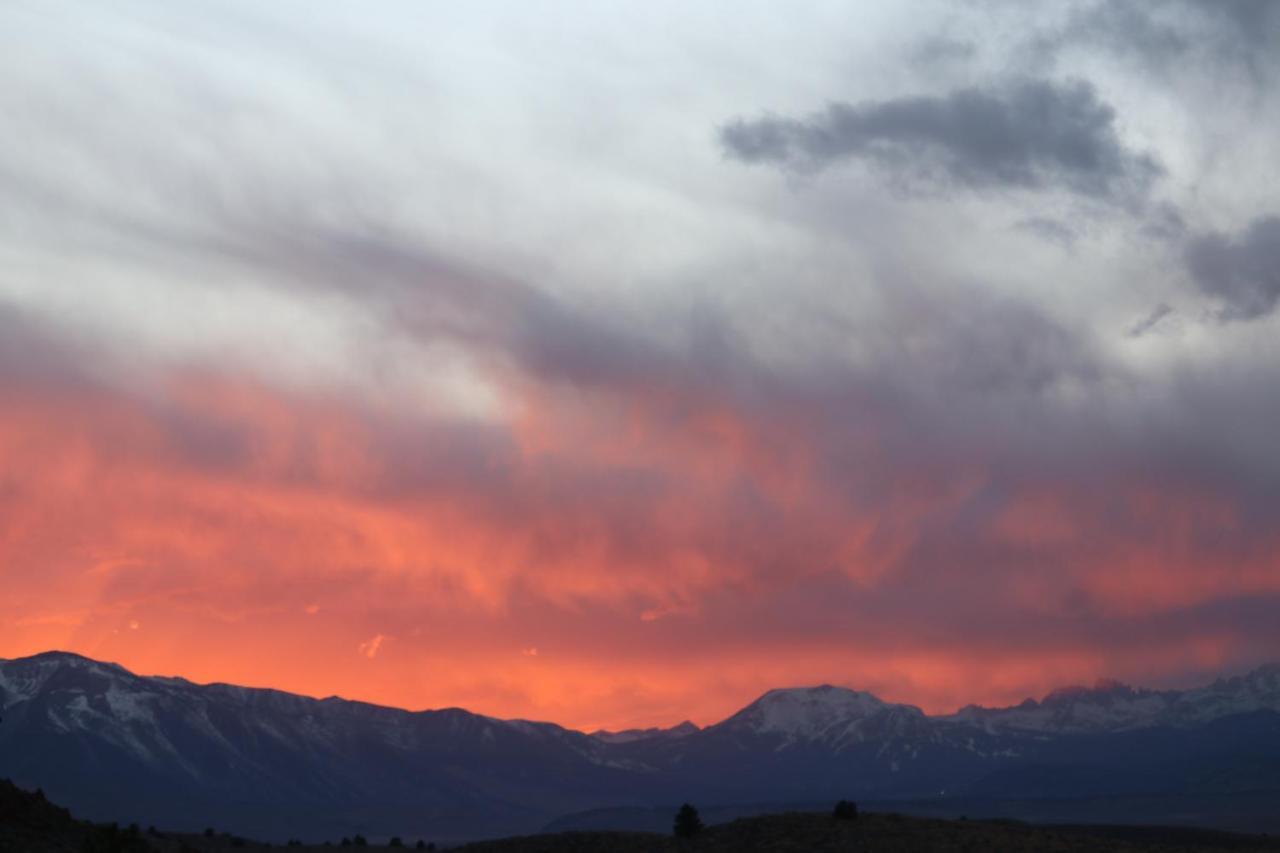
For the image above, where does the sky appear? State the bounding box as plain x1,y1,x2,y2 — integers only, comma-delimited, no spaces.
2,0,1279,732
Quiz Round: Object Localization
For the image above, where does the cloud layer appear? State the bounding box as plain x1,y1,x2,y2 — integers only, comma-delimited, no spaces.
2,1,1279,730
1187,217,1280,320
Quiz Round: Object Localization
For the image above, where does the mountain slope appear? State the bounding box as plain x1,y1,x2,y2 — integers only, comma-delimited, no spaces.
944,666,1280,734
0,652,646,842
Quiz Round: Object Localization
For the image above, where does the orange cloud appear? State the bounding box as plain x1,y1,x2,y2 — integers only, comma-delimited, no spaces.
1,368,1278,731
359,634,386,659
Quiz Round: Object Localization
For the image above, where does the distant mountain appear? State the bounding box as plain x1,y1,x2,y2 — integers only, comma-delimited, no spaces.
0,651,643,843
945,666,1280,734
2,651,1279,842
590,720,700,744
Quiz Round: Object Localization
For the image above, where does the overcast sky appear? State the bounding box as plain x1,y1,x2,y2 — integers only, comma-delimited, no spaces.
3,0,1279,730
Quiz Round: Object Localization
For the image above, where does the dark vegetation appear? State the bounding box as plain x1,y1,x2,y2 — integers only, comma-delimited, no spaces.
672,804,703,839
5,781,1280,853
0,779,431,852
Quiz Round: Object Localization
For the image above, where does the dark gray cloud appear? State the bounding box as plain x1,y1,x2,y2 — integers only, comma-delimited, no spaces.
0,303,108,389
1022,0,1280,83
720,79,1161,203
1186,216,1280,321
1126,303,1174,338
1179,0,1280,44
1031,2,1189,67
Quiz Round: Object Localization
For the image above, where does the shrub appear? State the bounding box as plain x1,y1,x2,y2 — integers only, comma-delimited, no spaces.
673,803,703,838
80,823,151,853
833,800,859,820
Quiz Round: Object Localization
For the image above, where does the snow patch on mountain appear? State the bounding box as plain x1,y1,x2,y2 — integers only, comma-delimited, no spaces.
591,720,700,744
715,685,927,750
942,666,1280,734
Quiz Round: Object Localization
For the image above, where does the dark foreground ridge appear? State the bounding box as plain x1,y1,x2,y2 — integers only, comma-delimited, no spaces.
5,781,1280,853
456,812,1280,853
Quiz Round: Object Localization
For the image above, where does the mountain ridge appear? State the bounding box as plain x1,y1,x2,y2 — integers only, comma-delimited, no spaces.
3,650,1279,841
6,649,1279,736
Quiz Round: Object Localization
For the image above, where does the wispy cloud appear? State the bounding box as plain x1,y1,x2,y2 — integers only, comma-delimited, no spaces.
359,635,386,660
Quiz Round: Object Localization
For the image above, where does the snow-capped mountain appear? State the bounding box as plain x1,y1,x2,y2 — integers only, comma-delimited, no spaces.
0,651,639,842
2,651,1279,841
944,664,1280,734
719,685,892,737
708,685,936,752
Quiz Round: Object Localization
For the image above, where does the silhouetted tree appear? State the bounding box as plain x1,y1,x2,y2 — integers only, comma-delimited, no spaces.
80,825,120,853
389,837,403,848
673,803,703,838
354,835,368,847
833,800,859,820
80,823,151,853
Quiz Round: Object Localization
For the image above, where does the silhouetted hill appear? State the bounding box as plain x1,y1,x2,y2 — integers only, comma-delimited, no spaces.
0,778,158,852
455,811,1280,853
6,782,1280,853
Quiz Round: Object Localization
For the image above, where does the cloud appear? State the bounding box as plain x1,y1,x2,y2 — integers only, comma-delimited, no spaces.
719,79,1161,203
1010,0,1280,80
4,287,1280,727
2,1,1280,732
358,634,386,659
1015,216,1079,247
1186,216,1280,321
1126,303,1174,337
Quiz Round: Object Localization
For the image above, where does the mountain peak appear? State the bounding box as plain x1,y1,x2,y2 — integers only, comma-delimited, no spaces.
2,649,132,678
718,684,895,739
1041,678,1136,706
1245,663,1280,685
9,649,126,669
753,684,888,710
590,719,701,744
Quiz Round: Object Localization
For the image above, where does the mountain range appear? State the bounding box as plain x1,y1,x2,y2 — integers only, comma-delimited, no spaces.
2,651,1278,843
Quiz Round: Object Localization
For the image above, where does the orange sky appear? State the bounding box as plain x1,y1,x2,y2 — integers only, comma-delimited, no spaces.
3,368,1277,732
